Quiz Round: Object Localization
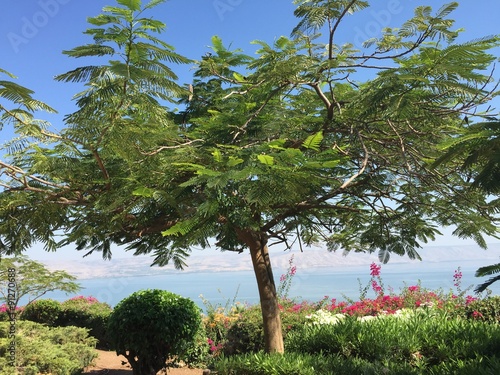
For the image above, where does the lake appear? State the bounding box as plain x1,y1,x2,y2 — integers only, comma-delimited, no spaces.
28,259,500,311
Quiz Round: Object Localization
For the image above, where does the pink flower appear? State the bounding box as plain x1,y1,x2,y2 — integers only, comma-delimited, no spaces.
407,285,420,292
371,280,383,294
370,263,381,277
453,268,463,287
472,310,483,319
465,295,477,305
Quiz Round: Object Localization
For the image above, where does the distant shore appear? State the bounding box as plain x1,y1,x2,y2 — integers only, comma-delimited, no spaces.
27,243,500,280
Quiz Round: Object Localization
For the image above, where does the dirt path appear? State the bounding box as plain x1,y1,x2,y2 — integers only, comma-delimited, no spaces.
82,349,209,375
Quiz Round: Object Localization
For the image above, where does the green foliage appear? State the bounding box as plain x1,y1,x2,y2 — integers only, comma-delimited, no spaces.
56,296,113,350
108,289,202,374
475,262,500,293
212,351,500,375
0,256,80,311
0,67,55,138
224,305,265,355
213,352,324,375
21,298,61,326
465,296,500,323
0,320,97,375
284,310,500,372
178,321,211,367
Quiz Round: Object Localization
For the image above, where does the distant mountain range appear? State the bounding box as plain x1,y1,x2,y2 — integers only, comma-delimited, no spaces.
32,243,500,280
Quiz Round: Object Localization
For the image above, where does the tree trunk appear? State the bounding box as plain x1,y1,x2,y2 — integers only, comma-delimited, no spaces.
236,228,284,353
123,349,165,375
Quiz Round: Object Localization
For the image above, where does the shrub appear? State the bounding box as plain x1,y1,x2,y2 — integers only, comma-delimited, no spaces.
0,320,97,375
224,304,264,355
21,299,61,326
203,308,238,356
107,289,202,375
178,321,211,367
284,309,500,373
56,296,112,349
465,296,500,323
279,299,321,337
208,299,329,356
0,304,23,322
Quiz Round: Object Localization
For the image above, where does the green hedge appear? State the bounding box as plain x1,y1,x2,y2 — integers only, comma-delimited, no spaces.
20,297,113,350
212,352,500,375
21,299,62,326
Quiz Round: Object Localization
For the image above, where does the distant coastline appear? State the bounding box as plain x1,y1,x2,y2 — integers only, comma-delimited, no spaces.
28,243,500,280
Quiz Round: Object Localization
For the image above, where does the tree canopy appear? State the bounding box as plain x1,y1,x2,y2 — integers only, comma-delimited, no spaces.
0,256,80,312
0,0,499,352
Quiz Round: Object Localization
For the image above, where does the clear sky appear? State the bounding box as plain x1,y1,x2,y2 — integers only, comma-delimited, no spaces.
1,0,500,262
1,0,499,127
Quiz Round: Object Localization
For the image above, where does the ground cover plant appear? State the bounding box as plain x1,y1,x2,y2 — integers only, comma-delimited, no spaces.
0,320,97,375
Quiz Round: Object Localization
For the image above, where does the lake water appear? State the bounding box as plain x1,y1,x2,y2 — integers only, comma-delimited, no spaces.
28,259,500,311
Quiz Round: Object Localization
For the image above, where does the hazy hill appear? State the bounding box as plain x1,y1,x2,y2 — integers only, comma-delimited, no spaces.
28,243,500,280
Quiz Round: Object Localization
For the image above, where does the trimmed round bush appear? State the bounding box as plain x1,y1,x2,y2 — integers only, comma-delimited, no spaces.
107,289,202,375
21,299,61,326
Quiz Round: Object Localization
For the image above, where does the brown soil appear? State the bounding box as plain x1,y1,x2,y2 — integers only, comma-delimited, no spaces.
82,349,209,375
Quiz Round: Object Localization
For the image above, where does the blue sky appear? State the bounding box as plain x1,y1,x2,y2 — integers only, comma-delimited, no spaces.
1,0,499,127
1,0,500,262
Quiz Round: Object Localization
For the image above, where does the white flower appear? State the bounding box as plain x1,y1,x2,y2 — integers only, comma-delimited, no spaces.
358,315,376,322
305,310,346,325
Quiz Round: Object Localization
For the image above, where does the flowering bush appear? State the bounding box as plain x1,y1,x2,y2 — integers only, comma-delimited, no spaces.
57,296,113,349
203,309,240,356
0,303,23,322
305,309,346,325
69,295,99,303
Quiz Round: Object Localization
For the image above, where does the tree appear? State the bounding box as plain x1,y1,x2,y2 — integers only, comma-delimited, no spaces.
0,256,80,314
0,0,499,354
433,119,500,293
107,289,202,375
